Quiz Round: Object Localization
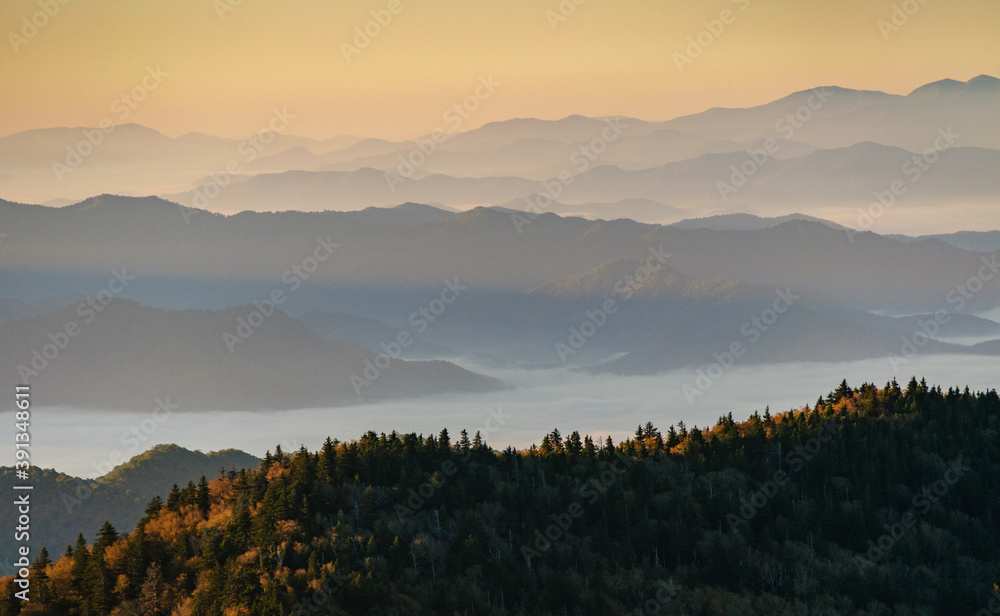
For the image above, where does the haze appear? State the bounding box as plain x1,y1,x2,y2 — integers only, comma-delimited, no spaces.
2,0,999,140
23,355,1000,478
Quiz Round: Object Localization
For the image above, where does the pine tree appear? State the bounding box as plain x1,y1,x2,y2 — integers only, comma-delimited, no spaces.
566,431,583,456
71,533,89,578
539,434,554,456
227,499,253,549
95,521,118,550
196,475,211,514
666,425,679,449
166,484,181,511
142,495,163,523
319,436,337,482
121,525,148,600
827,379,853,404
602,436,615,456
85,523,118,615
138,562,165,616
29,547,51,604
549,428,563,453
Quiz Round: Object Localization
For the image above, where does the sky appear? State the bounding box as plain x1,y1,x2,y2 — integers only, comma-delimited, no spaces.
1,0,999,140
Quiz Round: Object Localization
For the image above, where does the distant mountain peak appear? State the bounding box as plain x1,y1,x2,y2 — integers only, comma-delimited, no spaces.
669,212,844,232
63,194,170,210
910,78,963,93
60,194,211,221
96,443,260,489
908,74,1000,98
967,74,1000,89
531,257,743,301
339,202,454,226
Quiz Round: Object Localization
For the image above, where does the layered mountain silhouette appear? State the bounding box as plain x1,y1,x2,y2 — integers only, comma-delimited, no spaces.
156,142,1000,219
2,195,997,313
2,76,999,408
0,298,501,412
418,258,999,371
2,194,997,400
1,76,997,233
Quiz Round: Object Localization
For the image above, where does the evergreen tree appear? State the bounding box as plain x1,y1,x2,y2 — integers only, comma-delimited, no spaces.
566,431,583,456
549,428,563,453
12,379,1000,616
138,562,165,616
666,425,679,449
29,547,51,605
319,436,337,482
196,475,211,514
165,484,181,511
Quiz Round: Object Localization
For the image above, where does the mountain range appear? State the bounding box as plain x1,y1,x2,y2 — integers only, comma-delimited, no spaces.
1,195,998,410
2,75,999,412
0,297,500,412
2,75,998,233
2,195,996,312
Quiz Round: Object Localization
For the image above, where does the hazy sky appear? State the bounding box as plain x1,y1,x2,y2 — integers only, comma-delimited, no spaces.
2,0,998,140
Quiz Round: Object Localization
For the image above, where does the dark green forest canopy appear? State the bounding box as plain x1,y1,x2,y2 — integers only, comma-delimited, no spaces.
3,377,1000,615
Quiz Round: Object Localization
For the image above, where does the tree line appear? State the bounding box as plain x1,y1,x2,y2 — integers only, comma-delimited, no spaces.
2,377,999,615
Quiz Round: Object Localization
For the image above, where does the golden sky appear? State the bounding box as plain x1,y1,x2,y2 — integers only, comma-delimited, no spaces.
1,0,998,140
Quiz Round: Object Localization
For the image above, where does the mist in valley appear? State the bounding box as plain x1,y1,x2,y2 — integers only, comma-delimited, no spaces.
15,353,997,479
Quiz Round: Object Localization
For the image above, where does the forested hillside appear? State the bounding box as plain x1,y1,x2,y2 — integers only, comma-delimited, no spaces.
0,446,260,577
3,378,999,615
